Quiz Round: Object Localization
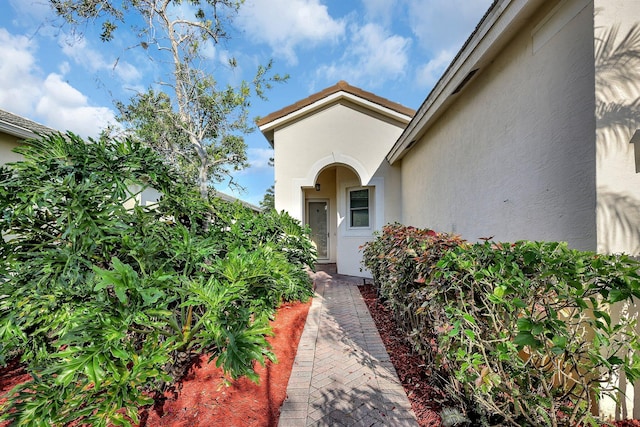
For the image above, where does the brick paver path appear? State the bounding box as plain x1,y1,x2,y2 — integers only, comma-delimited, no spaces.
278,272,418,426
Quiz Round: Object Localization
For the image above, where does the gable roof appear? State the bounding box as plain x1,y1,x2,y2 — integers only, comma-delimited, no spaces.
0,109,56,140
387,0,546,163
258,81,415,145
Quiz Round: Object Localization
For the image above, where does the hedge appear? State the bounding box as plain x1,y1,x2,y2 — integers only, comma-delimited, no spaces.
362,223,640,426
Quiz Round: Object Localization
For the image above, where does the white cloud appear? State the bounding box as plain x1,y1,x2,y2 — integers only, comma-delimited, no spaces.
316,23,410,87
236,0,346,65
200,39,217,60
59,35,142,83
113,61,143,83
36,74,116,138
360,0,399,26
234,147,274,176
8,0,53,28
407,0,492,91
58,61,71,75
0,28,116,138
0,29,42,115
415,49,455,89
247,147,274,171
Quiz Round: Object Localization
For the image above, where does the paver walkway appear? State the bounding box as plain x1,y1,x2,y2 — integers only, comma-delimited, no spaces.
278,271,418,426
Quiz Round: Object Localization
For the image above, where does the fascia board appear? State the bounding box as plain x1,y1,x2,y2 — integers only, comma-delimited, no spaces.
0,121,37,140
259,91,413,136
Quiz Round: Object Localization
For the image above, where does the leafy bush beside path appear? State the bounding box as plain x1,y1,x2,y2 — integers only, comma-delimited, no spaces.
0,133,315,426
362,223,640,426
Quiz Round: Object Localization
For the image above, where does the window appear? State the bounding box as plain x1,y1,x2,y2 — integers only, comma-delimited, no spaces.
349,188,369,228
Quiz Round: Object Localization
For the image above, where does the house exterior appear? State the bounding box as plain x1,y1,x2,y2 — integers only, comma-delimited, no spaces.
389,0,640,259
258,82,414,277
262,0,640,273
261,0,640,418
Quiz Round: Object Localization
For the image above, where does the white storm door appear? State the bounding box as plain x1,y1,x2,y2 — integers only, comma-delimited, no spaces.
307,200,329,260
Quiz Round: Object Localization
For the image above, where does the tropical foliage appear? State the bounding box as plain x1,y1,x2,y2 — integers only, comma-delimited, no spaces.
260,185,275,211
0,132,314,426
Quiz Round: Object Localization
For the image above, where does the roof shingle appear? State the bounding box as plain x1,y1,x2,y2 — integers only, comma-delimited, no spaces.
0,109,56,138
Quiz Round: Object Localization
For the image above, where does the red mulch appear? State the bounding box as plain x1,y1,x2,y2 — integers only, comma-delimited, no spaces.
140,299,311,426
358,284,444,427
0,299,310,427
0,358,30,407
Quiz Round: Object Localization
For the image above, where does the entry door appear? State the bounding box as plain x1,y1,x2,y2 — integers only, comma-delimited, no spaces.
308,200,329,259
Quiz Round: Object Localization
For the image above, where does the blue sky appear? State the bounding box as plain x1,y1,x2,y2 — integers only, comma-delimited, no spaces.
0,0,492,206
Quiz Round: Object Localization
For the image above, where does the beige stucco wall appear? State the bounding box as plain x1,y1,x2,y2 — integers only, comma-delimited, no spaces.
594,0,640,420
0,133,23,165
273,100,406,276
401,0,597,250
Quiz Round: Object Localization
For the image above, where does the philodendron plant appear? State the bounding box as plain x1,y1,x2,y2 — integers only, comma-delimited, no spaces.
0,132,314,426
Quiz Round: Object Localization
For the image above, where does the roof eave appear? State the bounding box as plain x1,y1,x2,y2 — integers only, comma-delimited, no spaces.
0,121,38,140
212,190,262,213
259,91,414,145
387,0,545,164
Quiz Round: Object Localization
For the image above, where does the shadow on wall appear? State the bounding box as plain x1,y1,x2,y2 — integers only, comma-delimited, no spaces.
595,22,640,420
597,190,640,255
595,22,640,256
595,23,640,154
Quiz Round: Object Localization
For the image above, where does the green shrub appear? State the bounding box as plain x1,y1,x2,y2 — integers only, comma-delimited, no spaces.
0,132,315,426
362,224,640,426
210,201,316,304
361,223,464,356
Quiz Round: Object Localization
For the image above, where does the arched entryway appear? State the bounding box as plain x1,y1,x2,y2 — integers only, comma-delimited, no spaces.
304,164,361,263
301,162,383,278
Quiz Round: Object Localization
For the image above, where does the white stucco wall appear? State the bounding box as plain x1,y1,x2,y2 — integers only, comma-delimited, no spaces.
272,100,407,276
330,168,398,277
400,0,597,250
594,1,640,420
594,0,640,256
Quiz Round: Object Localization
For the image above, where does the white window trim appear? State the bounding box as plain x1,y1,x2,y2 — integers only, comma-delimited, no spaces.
338,177,383,238
342,185,376,237
348,187,372,230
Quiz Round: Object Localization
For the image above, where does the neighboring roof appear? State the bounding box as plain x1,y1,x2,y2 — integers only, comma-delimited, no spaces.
213,190,262,213
258,81,415,144
0,109,263,211
0,109,56,140
387,0,545,164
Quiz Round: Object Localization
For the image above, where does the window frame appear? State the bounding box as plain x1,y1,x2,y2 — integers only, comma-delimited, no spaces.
348,187,371,229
